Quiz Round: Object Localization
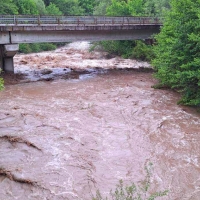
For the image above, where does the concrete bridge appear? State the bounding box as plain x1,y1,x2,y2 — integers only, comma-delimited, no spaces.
0,15,162,73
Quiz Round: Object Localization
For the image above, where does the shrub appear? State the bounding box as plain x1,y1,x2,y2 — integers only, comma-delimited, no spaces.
39,43,57,51
132,40,155,61
19,43,59,54
92,163,168,200
19,43,32,53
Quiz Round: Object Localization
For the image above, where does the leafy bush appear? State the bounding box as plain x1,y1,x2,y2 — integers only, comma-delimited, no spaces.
19,44,32,54
29,43,40,52
132,40,155,61
39,43,57,51
92,163,168,200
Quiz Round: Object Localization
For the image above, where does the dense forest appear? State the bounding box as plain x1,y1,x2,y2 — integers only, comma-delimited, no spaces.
1,0,200,106
1,0,170,16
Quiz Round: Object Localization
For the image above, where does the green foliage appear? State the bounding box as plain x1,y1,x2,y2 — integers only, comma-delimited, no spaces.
0,69,4,91
15,0,39,15
78,0,97,15
46,2,62,15
39,43,57,51
92,163,168,200
152,0,200,106
93,0,111,15
34,0,47,14
0,0,18,14
19,43,32,53
132,41,154,61
0,78,4,91
91,40,154,61
93,41,135,58
144,0,170,16
19,43,57,53
51,0,84,15
106,0,144,16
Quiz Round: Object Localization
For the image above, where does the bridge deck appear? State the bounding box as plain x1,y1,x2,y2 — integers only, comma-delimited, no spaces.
0,15,162,45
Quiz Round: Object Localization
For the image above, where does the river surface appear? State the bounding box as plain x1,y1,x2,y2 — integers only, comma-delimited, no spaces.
0,42,200,200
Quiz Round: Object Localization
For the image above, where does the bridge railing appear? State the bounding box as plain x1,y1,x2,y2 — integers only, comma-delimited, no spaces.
0,15,162,25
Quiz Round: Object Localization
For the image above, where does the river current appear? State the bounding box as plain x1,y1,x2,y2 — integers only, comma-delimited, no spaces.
0,42,200,200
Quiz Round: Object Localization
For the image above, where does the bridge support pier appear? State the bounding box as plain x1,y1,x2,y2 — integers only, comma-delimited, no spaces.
0,44,19,73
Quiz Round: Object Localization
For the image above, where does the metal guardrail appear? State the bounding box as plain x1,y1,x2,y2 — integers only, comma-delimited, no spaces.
0,15,162,25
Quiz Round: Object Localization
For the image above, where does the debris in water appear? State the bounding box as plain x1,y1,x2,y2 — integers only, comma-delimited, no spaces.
0,135,42,151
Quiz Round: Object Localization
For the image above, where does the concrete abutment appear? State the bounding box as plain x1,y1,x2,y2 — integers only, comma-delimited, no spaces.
0,44,19,73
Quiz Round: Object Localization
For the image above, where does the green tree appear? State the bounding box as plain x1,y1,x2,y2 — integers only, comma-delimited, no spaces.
46,2,62,15
15,0,39,15
51,0,84,15
153,0,200,106
144,0,170,16
34,0,47,14
78,0,97,15
106,0,144,16
0,0,18,14
93,0,111,15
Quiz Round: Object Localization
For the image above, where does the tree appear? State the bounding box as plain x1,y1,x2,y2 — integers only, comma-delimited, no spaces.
106,0,144,16
0,0,18,14
153,0,200,106
78,0,97,15
34,0,47,14
144,0,170,16
51,0,84,15
46,3,62,15
93,0,111,15
15,0,39,15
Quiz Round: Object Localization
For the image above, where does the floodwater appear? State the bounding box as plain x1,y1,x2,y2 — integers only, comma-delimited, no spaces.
0,42,200,200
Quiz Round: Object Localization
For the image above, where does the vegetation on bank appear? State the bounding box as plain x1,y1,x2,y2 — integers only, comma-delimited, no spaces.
0,70,4,90
19,43,65,53
1,0,200,107
90,40,154,61
152,0,200,106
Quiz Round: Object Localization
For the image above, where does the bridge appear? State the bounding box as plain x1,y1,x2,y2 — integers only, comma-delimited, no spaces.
0,15,162,73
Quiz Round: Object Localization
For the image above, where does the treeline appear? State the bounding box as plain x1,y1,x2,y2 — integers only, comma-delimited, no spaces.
1,0,170,16
1,0,99,16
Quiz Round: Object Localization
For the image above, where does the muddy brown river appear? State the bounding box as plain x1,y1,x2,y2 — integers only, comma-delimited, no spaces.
0,42,200,200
